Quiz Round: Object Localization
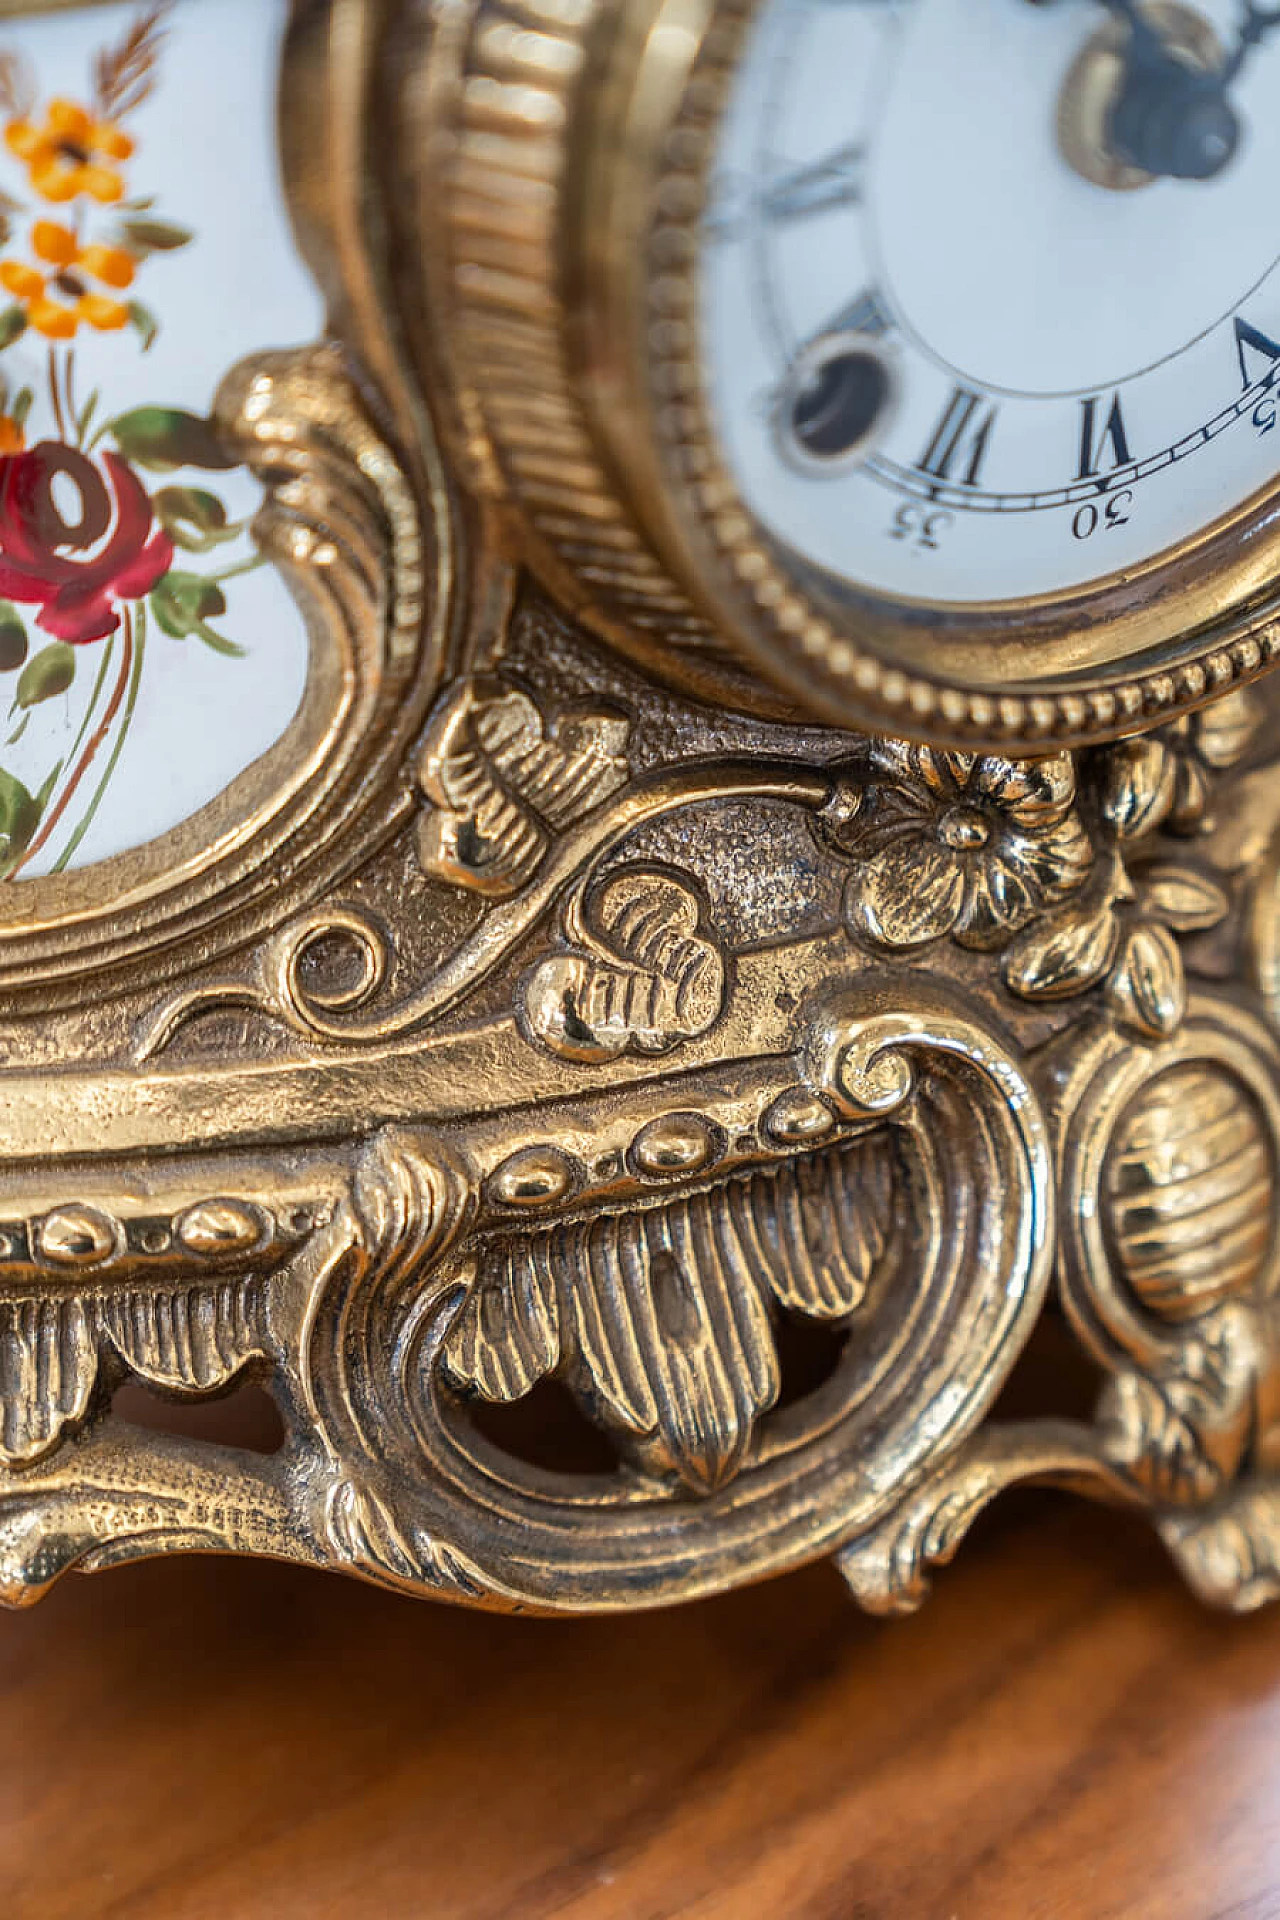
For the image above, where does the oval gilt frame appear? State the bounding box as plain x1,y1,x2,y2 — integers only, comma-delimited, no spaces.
0,0,456,1003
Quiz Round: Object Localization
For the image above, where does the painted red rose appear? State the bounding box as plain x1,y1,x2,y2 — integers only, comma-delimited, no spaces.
0,440,174,645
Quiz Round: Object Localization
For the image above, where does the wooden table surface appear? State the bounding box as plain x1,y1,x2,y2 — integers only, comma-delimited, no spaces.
6,1479,1280,1920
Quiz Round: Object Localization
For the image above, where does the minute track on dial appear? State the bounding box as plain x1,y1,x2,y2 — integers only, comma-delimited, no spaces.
865,342,1280,517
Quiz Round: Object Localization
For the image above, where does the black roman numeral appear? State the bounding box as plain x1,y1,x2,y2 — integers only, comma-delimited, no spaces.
762,141,865,223
705,143,866,244
832,287,893,340
917,387,997,487
1077,393,1132,480
1235,315,1280,390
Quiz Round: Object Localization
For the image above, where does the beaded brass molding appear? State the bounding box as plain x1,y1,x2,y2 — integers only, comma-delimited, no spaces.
5,0,1280,1619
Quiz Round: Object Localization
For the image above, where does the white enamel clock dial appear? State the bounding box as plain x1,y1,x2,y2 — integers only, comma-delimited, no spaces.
702,0,1280,605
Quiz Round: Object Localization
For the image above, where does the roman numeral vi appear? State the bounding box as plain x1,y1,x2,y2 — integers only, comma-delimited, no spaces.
1078,393,1133,480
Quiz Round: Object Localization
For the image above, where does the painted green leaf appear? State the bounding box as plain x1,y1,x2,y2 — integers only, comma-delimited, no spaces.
121,218,194,254
152,571,247,657
75,389,99,446
191,620,246,659
11,387,33,429
0,602,27,674
154,485,242,553
127,302,158,353
108,407,235,473
0,305,28,351
0,769,42,861
15,642,74,710
151,570,229,638
34,760,62,815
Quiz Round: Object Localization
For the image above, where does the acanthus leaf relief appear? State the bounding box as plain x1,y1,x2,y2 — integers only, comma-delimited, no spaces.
417,674,632,897
443,1130,897,1494
523,867,727,1065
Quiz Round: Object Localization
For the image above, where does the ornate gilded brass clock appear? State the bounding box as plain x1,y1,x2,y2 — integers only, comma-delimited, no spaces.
3,0,1280,1622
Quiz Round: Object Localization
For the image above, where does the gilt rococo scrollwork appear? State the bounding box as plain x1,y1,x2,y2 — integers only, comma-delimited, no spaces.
6,0,1280,1622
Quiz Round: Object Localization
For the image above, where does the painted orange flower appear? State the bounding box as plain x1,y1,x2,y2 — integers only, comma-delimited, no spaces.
4,98,133,205
0,221,134,339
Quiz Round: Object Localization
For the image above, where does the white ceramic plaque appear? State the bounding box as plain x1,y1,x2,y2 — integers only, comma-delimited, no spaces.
0,0,321,879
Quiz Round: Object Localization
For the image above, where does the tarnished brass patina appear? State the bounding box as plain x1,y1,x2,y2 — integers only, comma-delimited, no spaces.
3,0,1280,1621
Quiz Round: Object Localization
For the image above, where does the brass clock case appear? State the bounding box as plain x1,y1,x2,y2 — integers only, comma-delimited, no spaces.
425,0,1280,746
5,0,1280,1628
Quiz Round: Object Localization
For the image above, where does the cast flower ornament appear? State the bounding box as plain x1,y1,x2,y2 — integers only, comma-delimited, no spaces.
835,743,1094,952
827,708,1259,1045
997,702,1261,1037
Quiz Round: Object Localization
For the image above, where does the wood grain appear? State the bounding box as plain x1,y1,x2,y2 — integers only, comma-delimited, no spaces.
5,1479,1280,1920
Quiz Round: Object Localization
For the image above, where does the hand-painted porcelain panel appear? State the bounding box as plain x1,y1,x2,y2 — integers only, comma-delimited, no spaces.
0,0,320,878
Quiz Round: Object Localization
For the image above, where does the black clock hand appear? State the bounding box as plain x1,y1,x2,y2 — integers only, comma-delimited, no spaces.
1100,0,1280,73
1222,3,1280,81
1099,0,1237,179
1099,0,1172,63
1096,0,1280,180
